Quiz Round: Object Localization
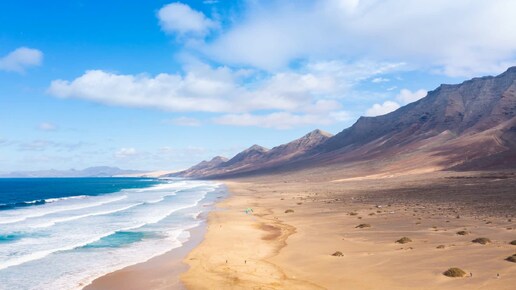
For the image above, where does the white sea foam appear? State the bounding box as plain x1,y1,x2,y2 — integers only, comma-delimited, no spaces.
44,195,89,203
0,195,128,225
29,203,145,229
0,179,221,290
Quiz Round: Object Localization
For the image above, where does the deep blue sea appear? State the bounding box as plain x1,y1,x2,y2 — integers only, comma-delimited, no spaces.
0,178,162,211
0,178,222,289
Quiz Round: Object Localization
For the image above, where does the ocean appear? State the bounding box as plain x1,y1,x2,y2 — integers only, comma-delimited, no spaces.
0,177,223,289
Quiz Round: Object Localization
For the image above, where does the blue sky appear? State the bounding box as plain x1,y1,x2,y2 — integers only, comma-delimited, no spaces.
1,0,515,172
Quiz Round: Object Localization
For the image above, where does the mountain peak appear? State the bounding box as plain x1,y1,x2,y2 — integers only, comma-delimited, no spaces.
303,129,333,139
245,144,269,152
210,156,228,162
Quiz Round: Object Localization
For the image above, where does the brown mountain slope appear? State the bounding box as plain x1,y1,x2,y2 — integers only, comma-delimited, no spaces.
318,66,516,155
258,129,333,164
217,144,269,173
172,67,516,180
173,156,228,178
173,129,333,178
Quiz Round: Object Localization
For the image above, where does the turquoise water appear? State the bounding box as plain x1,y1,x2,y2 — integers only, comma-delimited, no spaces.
0,178,223,289
82,231,147,248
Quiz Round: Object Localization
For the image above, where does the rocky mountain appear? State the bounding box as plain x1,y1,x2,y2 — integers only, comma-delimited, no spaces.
173,67,516,179
175,156,228,177
319,67,516,155
171,129,333,178
263,129,333,162
0,166,145,178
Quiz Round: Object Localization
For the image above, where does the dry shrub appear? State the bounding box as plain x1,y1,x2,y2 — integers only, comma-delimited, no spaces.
332,251,343,257
355,224,371,229
472,237,491,245
396,237,412,244
443,268,466,277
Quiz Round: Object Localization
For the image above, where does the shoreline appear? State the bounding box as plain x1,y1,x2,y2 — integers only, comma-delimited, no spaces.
83,183,225,290
83,223,206,290
86,172,515,289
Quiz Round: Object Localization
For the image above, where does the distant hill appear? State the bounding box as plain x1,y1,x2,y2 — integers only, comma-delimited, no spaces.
171,67,516,180
167,129,333,178
0,166,146,178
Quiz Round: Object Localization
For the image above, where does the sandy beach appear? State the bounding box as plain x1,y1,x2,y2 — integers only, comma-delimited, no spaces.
86,171,515,289
181,171,515,289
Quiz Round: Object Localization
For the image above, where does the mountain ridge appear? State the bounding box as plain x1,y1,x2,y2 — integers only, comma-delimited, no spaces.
172,67,516,179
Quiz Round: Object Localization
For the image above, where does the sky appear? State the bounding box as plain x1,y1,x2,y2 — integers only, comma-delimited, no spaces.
1,0,516,172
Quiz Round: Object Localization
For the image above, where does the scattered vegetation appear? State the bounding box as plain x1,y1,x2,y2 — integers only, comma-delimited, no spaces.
506,254,516,263
396,237,412,244
331,251,344,257
443,267,467,278
510,240,516,245
349,212,358,216
355,223,371,229
456,230,469,236
284,209,294,214
436,245,445,249
472,237,491,245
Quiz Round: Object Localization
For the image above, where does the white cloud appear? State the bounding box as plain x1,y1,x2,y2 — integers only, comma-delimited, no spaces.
363,88,427,118
48,68,236,113
214,111,350,129
157,3,217,36
395,88,427,104
48,60,400,128
365,101,400,117
0,47,43,73
372,77,389,83
38,122,58,131
114,147,138,159
166,117,201,126
196,0,516,76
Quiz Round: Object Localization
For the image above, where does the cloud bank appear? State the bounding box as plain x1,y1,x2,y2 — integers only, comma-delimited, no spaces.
0,47,43,73
174,0,516,76
48,60,401,129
